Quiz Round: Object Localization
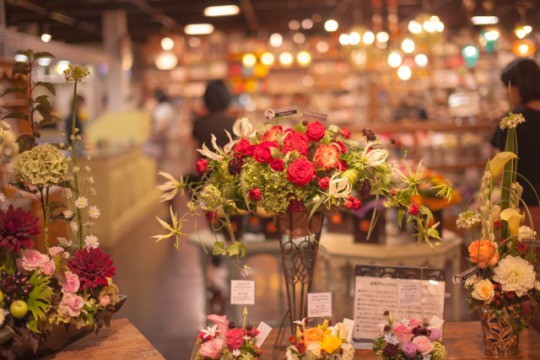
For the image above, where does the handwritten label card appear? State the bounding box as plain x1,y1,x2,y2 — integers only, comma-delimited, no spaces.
230,280,255,305
255,322,272,347
398,283,422,306
307,292,332,318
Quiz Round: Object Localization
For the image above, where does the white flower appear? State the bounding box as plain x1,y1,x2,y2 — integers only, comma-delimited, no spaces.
197,132,236,161
233,117,253,138
464,274,478,288
471,279,495,304
500,112,525,130
518,226,536,241
88,205,100,219
84,235,100,249
57,237,72,247
88,176,94,184
73,166,80,173
493,255,536,297
63,210,73,219
232,349,241,357
64,188,73,199
456,210,481,230
85,166,91,172
200,324,219,338
327,177,351,199
156,172,185,202
362,143,389,167
74,196,88,209
70,221,79,232
306,342,321,357
152,206,188,249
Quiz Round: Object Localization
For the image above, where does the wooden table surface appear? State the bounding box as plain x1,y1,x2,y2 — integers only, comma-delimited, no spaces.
45,318,164,359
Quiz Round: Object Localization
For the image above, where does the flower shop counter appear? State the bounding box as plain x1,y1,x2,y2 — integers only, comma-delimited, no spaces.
189,322,540,360
81,146,162,246
44,318,164,359
314,230,462,321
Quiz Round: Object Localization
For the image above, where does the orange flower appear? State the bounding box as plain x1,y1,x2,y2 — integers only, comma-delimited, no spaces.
313,144,340,170
303,327,325,346
468,240,499,268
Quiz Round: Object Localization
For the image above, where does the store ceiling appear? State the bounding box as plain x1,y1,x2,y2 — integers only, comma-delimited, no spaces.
4,0,540,44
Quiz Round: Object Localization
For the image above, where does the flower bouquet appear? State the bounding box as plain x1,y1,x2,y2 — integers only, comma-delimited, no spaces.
194,314,262,360
373,312,446,360
454,112,540,355
286,319,355,360
0,50,123,359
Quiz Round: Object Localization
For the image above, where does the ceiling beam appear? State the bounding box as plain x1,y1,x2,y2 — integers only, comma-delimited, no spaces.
240,0,259,33
123,0,179,30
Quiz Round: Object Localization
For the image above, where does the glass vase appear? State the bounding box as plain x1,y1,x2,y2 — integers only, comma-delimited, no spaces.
479,304,521,356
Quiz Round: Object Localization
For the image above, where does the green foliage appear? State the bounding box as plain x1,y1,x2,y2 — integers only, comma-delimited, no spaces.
26,271,53,333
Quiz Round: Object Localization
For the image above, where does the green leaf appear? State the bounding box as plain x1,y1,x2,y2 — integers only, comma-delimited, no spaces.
12,62,29,76
34,51,55,59
1,86,26,96
16,134,34,151
226,241,246,257
15,49,32,58
34,94,50,105
35,81,55,95
26,272,53,333
212,241,227,256
2,111,28,121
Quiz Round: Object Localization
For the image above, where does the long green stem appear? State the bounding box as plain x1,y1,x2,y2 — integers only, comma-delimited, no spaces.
70,80,84,249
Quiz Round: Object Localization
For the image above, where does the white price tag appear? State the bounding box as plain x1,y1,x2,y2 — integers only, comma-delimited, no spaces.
255,321,272,347
342,318,355,342
230,280,255,305
307,292,332,318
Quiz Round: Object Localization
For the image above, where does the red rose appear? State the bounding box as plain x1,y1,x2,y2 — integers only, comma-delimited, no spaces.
234,138,253,156
288,335,297,344
225,328,245,350
335,141,346,153
517,242,529,254
341,127,351,139
318,177,330,189
409,203,420,216
313,144,341,170
296,342,306,353
339,160,348,170
306,121,326,141
344,195,361,210
253,141,277,163
249,188,262,201
261,125,283,142
270,158,285,172
288,199,306,212
287,158,315,186
282,131,309,156
196,158,208,173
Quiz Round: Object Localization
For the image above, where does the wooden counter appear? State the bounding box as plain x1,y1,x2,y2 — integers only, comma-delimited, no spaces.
45,318,164,359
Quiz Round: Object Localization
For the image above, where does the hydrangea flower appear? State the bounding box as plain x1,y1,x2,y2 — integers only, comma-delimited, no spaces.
15,144,68,186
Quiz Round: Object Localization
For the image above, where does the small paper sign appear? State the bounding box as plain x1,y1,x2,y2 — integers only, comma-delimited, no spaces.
429,315,445,331
398,283,422,306
255,321,272,347
275,106,298,118
342,318,355,342
230,280,255,305
307,292,332,318
304,110,328,122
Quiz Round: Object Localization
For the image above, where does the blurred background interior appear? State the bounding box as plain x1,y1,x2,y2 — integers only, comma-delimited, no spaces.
1,0,540,358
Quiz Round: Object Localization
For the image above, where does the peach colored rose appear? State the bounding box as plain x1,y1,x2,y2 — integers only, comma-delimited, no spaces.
313,144,341,170
471,279,495,304
393,323,412,343
19,249,49,271
412,335,434,355
99,295,111,307
41,261,56,276
199,337,224,359
61,271,80,294
59,293,85,317
303,327,325,347
468,240,499,268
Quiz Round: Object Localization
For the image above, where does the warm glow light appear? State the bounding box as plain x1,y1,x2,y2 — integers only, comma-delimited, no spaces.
242,53,257,67
376,31,389,43
512,39,536,57
41,33,52,43
401,38,415,54
155,51,178,70
161,37,174,50
203,5,240,17
414,54,428,67
349,31,361,45
339,33,350,46
55,60,70,75
324,19,339,32
316,40,329,53
463,45,479,58
515,25,532,39
279,52,293,66
260,52,275,66
423,19,436,33
484,29,500,41
184,23,214,35
37,57,51,66
397,65,412,80
289,20,300,30
269,33,283,47
14,54,28,62
301,18,314,29
388,51,402,68
435,21,444,32
471,16,499,25
351,49,367,67
293,33,306,44
363,31,375,44
408,20,422,34
296,51,312,66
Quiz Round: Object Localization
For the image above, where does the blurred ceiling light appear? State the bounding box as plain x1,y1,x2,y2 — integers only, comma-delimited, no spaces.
324,19,339,32
41,33,52,43
203,5,240,17
414,54,428,67
269,33,283,47
387,51,402,68
242,53,257,67
376,31,389,43
484,29,500,41
55,60,70,75
188,37,201,47
301,18,314,29
296,51,312,66
339,33,350,46
397,65,412,80
408,20,422,34
279,52,294,67
316,40,329,53
363,31,375,44
288,20,300,30
471,15,499,25
401,38,415,54
514,25,532,39
37,57,52,67
512,39,536,57
184,23,214,35
260,52,275,66
14,54,28,62
293,32,306,44
155,51,178,70
161,37,174,50
349,31,361,45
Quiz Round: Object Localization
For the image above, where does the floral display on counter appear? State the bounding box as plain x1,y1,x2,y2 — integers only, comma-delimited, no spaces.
194,314,262,360
454,112,540,335
373,312,446,360
155,114,454,258
410,169,461,212
286,319,355,360
0,50,122,359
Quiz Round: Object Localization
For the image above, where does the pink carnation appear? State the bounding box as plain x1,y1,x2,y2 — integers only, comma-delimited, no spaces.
199,337,224,359
59,293,85,317
392,323,412,343
61,271,81,294
19,249,49,271
412,335,434,355
41,261,56,276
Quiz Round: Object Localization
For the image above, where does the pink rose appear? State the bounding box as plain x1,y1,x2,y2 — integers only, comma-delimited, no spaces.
20,249,49,271
61,271,80,294
408,318,422,328
49,246,67,258
412,335,434,355
393,323,412,343
59,293,85,317
429,328,441,341
99,295,111,307
41,261,56,276
207,314,229,340
199,337,224,359
306,121,326,141
225,328,245,350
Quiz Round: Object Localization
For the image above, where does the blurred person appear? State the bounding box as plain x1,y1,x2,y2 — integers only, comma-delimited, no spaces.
394,96,428,121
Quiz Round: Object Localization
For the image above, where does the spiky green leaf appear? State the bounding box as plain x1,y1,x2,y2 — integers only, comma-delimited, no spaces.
26,272,53,333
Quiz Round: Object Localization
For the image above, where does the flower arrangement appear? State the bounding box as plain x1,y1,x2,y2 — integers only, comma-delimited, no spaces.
286,319,355,360
373,312,446,360
155,113,453,257
195,314,262,360
455,112,540,333
410,169,461,212
0,50,122,358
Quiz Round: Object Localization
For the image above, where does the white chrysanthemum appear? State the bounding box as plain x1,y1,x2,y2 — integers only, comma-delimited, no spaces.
75,196,88,209
70,221,79,232
518,226,537,241
493,255,536,297
84,235,100,249
88,205,100,219
500,112,525,130
63,210,73,219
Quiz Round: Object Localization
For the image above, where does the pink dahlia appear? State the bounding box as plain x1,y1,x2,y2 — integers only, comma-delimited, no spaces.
68,248,116,290
0,205,40,252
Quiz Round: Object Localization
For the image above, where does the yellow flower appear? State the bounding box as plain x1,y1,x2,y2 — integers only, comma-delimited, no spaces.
500,208,524,238
320,335,342,354
488,151,517,178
